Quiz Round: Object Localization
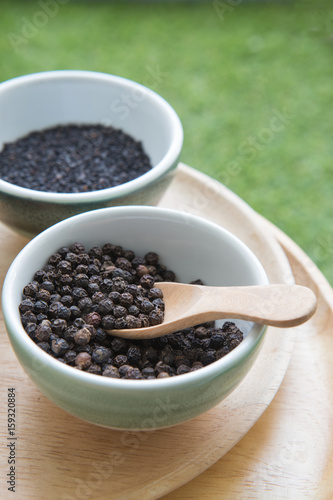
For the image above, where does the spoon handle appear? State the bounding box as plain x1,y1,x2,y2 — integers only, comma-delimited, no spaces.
195,284,317,327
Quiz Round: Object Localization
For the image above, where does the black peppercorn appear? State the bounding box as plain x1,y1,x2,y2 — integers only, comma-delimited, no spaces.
125,367,142,380
127,346,141,365
102,365,120,378
57,260,72,274
114,354,128,367
78,297,93,311
75,274,89,288
21,311,37,326
85,311,101,327
75,352,92,370
114,317,127,329
191,361,204,371
50,293,62,303
72,287,88,301
36,289,51,302
111,277,127,293
119,292,134,307
125,315,142,329
23,282,39,297
148,287,163,300
111,337,127,353
108,291,120,304
100,279,113,293
113,305,127,318
177,364,191,375
209,332,226,349
64,350,77,365
34,270,47,283
161,350,175,366
25,322,37,339
94,328,107,344
115,257,132,271
140,299,154,314
118,364,131,377
136,265,149,277
155,361,172,375
128,305,140,317
19,299,35,314
201,349,216,366
57,305,71,321
101,315,116,330
149,309,164,326
60,295,73,307
69,305,81,318
41,280,55,293
74,327,92,345
140,274,155,289
139,314,150,328
59,274,73,286
65,252,78,265
88,282,100,295
35,322,52,342
97,299,113,315
70,242,86,254
92,346,111,365
19,241,244,380
51,338,69,357
87,364,102,375
34,300,49,315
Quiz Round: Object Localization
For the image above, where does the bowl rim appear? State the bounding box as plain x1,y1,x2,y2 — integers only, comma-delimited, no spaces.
2,205,269,392
0,70,183,204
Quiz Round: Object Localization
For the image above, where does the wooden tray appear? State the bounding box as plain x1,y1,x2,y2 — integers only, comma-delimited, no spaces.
0,164,332,499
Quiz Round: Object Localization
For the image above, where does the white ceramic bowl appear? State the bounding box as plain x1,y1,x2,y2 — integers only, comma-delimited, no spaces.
2,206,268,430
0,70,183,237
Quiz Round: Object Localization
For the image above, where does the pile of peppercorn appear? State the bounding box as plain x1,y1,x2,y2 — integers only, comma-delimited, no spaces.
0,124,152,193
19,242,244,379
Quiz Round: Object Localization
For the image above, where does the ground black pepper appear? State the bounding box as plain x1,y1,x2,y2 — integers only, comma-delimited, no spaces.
19,243,244,379
0,124,152,193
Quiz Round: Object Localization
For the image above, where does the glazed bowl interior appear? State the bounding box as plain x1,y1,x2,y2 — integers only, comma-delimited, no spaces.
0,71,178,164
2,206,269,429
0,70,183,201
0,71,183,237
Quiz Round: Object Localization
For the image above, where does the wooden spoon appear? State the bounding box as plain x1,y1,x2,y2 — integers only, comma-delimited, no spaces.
106,282,317,339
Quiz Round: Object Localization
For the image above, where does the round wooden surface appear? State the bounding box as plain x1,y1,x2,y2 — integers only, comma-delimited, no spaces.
0,164,331,499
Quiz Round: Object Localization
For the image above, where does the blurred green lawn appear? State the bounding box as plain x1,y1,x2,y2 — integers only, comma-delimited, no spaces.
1,0,332,283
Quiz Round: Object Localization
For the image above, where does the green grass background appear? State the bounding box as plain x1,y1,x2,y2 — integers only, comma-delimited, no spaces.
1,0,332,283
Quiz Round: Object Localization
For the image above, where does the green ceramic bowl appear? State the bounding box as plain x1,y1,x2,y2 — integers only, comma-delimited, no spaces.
2,206,268,430
0,71,183,237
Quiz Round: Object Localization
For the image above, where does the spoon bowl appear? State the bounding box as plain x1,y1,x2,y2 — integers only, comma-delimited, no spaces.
107,282,318,339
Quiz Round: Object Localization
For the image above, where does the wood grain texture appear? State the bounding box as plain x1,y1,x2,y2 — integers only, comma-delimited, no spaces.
162,216,333,500
0,164,331,500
